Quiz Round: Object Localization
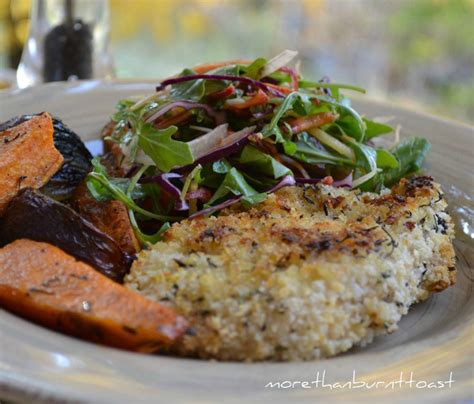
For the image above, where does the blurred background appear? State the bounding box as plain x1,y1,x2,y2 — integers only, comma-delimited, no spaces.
0,0,473,121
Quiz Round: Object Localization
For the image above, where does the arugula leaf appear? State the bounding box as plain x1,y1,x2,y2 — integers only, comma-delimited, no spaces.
298,81,366,101
292,93,314,116
283,140,297,155
343,138,379,189
243,57,267,79
90,156,108,176
86,158,181,221
171,66,240,101
267,70,292,84
170,69,206,101
207,167,261,205
262,92,301,142
337,115,365,141
138,124,194,172
241,193,267,207
180,164,202,200
350,141,377,172
199,160,229,188
111,100,140,141
109,179,146,200
363,118,393,139
253,91,321,143
129,210,170,246
376,149,399,169
86,158,143,201
314,95,366,141
240,170,278,189
112,99,135,121
239,145,292,178
212,159,232,174
382,137,431,186
210,64,241,76
292,133,353,165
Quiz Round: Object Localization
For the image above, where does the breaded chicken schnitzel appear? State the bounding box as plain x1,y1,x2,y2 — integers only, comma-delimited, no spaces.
126,176,455,360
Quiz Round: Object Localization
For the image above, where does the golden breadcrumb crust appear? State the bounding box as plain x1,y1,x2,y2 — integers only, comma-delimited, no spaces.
126,176,456,361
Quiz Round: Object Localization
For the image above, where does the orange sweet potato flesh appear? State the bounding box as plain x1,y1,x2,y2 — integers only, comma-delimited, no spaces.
71,145,140,254
0,113,63,215
73,182,140,255
0,239,188,352
70,123,140,254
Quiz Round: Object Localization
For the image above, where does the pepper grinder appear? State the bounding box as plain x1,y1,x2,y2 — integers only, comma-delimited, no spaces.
17,0,114,88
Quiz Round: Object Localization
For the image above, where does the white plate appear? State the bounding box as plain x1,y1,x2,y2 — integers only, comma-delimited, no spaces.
0,80,473,403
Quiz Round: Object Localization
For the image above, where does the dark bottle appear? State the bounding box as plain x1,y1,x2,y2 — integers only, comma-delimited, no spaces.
17,0,114,87
43,0,93,82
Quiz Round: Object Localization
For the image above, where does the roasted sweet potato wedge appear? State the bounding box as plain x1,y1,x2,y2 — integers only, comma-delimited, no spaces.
0,114,93,201
0,113,63,214
70,145,140,255
73,182,140,255
0,239,188,352
0,188,132,283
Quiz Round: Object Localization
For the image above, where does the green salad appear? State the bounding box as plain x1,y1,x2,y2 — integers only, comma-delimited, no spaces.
86,50,430,245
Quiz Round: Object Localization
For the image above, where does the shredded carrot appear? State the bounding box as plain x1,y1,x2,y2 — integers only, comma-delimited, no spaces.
322,176,334,185
288,112,337,134
264,82,294,95
208,84,236,100
193,60,252,74
224,89,269,110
